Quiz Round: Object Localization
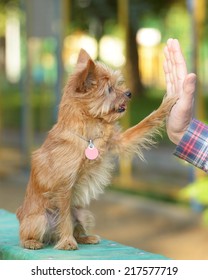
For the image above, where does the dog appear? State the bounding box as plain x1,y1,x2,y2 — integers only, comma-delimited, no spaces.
16,49,177,250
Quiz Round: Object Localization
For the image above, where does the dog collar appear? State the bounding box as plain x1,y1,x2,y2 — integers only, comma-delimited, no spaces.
85,140,99,160
69,131,100,160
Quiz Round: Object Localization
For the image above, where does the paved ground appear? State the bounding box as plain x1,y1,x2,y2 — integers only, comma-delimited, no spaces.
1,146,208,260
91,191,208,260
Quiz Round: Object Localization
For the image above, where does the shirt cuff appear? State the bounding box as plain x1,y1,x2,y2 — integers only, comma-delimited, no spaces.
173,119,208,172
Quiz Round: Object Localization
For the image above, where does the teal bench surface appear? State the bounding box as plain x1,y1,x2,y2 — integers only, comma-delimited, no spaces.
0,209,169,260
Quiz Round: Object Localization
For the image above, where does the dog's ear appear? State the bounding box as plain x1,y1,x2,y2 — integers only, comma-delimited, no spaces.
76,48,92,65
75,49,96,92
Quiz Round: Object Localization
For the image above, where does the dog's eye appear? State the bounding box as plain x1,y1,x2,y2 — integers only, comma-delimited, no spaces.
108,86,113,93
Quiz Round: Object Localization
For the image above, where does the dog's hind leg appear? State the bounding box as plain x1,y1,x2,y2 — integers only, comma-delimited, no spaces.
73,208,100,244
74,223,100,244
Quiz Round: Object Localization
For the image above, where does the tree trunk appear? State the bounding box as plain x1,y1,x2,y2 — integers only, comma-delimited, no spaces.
117,0,144,96
125,23,144,96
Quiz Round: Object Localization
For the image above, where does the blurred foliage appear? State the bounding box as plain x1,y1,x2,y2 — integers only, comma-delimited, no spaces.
180,177,208,205
1,87,55,131
69,0,185,95
180,177,208,226
0,0,19,36
70,0,181,33
0,1,194,92
0,5,7,36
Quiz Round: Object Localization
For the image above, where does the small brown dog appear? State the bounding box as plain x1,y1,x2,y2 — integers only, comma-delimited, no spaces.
17,49,177,250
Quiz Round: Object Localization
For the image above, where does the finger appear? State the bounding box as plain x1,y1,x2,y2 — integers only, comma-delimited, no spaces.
164,39,183,96
163,60,170,83
164,45,170,61
167,38,174,51
167,39,188,96
163,63,174,95
167,39,175,65
172,39,187,79
167,39,187,80
172,39,186,63
163,57,172,83
163,59,169,74
164,46,172,74
174,53,187,79
163,44,176,95
166,41,178,84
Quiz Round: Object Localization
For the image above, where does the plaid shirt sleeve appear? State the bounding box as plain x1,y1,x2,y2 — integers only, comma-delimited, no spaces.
174,119,208,172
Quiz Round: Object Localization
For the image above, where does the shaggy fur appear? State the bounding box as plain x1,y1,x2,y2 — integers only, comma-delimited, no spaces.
16,49,178,250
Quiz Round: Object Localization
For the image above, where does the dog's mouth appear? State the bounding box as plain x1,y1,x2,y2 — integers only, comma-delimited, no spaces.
117,103,126,113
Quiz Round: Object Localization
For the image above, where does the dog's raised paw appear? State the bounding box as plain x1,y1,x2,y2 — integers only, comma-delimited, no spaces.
23,239,44,250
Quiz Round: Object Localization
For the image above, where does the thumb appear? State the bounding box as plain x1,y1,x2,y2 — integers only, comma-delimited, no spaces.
183,73,196,98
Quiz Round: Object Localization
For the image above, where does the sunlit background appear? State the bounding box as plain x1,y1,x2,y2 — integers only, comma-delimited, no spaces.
1,0,208,259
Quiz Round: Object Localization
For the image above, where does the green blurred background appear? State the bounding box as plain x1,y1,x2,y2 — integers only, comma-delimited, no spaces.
1,0,208,259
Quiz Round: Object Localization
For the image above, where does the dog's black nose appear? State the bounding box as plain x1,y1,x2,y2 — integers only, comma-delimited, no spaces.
125,91,132,99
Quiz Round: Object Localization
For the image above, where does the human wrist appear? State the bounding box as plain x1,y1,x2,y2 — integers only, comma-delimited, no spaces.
168,125,190,145
171,123,194,145
171,131,185,145
169,132,185,145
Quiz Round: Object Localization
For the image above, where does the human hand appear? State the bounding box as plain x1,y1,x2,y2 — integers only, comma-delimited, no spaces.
163,38,196,144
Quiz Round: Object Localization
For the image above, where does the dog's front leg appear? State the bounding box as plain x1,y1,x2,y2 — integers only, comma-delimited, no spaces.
55,187,78,250
117,95,178,157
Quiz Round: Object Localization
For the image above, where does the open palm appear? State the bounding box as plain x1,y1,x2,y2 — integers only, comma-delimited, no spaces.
163,39,196,144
